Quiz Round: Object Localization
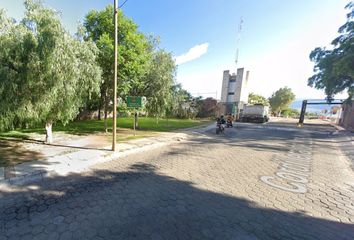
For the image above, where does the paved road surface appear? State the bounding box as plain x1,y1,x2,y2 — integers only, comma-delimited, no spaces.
1,123,353,240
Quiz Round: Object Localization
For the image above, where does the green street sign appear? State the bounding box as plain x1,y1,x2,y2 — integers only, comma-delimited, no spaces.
126,96,142,108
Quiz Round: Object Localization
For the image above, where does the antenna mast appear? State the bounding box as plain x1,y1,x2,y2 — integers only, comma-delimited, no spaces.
235,17,243,69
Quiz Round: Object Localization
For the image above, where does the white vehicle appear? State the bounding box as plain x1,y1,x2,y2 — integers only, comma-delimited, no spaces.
241,104,269,123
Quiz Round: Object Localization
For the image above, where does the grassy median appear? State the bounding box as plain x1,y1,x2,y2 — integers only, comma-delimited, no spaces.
0,117,211,139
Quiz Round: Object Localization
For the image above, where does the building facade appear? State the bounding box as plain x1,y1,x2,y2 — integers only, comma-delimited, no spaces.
220,68,249,116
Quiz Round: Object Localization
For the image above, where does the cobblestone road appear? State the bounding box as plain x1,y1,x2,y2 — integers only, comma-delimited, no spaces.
1,124,354,240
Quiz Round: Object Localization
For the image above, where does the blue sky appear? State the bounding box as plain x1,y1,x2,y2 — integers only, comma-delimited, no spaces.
1,0,349,99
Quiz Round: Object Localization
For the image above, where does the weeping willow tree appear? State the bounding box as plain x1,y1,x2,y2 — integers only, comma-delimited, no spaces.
0,0,101,143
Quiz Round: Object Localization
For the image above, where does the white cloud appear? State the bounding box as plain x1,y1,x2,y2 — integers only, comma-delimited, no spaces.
175,3,349,101
175,43,209,65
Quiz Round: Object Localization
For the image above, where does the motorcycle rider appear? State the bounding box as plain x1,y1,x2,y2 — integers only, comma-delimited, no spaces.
216,117,225,134
226,113,233,127
220,115,226,124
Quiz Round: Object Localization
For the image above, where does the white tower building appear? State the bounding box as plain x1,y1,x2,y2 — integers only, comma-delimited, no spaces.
220,68,249,116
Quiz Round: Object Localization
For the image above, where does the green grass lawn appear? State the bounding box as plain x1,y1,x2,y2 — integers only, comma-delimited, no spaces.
0,117,212,139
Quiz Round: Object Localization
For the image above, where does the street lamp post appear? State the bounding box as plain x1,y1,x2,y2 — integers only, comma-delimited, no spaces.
112,0,118,151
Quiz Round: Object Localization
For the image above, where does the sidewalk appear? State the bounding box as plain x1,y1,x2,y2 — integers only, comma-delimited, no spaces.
0,130,197,187
330,124,354,171
0,123,216,187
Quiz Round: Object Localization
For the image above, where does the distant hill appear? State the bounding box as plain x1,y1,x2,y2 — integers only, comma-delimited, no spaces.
290,100,341,113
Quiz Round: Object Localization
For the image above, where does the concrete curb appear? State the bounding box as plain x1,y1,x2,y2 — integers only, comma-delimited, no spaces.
328,123,349,136
330,122,346,131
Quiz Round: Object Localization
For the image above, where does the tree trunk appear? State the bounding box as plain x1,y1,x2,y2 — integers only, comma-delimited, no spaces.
156,116,159,125
98,102,101,120
104,89,108,133
98,86,106,121
134,112,138,129
104,109,108,133
45,122,53,144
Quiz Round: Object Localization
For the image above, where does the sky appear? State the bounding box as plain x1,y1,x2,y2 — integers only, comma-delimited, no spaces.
0,0,350,100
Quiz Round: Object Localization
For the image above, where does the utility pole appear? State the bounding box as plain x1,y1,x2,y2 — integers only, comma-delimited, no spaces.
112,0,118,151
234,17,243,69
234,17,243,120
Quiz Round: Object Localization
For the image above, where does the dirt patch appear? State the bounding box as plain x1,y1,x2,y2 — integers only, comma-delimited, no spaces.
0,140,44,167
79,134,111,148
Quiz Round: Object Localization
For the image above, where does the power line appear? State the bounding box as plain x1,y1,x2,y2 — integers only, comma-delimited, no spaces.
119,0,129,8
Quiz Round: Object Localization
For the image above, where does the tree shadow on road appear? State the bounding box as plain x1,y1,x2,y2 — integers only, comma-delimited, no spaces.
0,140,45,167
1,163,353,240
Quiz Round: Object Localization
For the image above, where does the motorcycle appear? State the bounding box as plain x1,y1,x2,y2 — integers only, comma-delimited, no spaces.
225,119,233,128
216,121,225,134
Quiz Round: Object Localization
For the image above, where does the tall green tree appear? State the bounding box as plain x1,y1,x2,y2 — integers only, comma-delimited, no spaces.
308,2,354,101
84,6,151,130
143,49,176,119
0,0,101,143
268,87,296,115
167,84,199,119
248,92,269,105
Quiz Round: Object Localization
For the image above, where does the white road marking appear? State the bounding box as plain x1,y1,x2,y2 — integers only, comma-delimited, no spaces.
260,136,313,194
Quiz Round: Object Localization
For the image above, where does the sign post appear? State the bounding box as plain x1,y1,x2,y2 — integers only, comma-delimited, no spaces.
127,96,143,135
127,96,142,108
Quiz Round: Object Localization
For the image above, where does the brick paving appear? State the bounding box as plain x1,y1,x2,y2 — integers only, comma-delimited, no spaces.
335,132,354,171
0,124,353,240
